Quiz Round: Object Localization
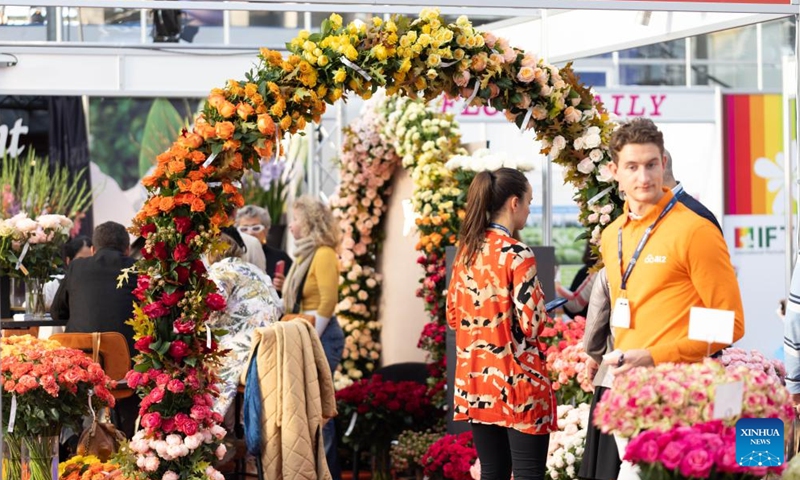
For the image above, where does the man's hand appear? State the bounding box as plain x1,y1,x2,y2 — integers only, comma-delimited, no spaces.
273,272,285,292
610,349,654,376
792,393,800,416
586,358,599,382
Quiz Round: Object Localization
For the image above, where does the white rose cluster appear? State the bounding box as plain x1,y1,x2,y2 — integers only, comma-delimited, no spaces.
445,148,535,173
546,403,590,480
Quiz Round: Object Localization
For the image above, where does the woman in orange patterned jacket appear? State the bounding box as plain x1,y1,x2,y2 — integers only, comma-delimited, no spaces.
446,167,557,480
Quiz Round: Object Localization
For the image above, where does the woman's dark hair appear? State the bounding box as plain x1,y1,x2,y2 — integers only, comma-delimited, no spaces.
63,235,92,262
457,167,530,267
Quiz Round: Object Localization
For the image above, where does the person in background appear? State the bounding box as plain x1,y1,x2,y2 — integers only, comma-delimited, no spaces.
43,235,93,309
446,168,556,480
283,195,344,480
50,221,139,437
662,150,722,232
555,242,598,319
784,258,800,413
577,267,619,480
38,235,93,339
235,205,292,289
206,229,282,431
240,231,267,273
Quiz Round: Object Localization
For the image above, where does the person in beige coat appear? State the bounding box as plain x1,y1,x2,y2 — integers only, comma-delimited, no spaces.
241,318,337,480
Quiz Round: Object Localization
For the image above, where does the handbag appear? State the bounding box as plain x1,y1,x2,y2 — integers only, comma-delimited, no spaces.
280,252,316,326
76,333,127,461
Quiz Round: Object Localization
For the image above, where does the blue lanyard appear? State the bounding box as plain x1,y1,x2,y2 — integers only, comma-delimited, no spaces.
618,195,679,291
489,223,511,236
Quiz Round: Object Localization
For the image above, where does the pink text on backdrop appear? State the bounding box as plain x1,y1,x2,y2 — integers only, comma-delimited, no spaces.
440,97,500,117
440,94,668,119
594,94,667,117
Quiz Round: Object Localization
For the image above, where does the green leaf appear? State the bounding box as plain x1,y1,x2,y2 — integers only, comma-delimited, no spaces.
134,362,150,373
154,341,171,356
138,99,187,178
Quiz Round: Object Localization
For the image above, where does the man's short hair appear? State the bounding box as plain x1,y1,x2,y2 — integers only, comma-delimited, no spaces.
609,118,664,163
93,221,130,253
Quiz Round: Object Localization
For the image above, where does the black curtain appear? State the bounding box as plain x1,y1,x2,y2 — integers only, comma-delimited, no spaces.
48,96,93,236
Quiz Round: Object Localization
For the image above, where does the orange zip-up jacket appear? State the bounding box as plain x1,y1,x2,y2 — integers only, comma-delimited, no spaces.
600,189,745,363
446,228,557,435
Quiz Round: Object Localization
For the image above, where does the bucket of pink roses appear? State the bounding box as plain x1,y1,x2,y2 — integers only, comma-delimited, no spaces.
594,358,792,480
1,336,116,480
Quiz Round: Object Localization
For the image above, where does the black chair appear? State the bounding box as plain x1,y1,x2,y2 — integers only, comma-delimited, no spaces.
374,362,429,385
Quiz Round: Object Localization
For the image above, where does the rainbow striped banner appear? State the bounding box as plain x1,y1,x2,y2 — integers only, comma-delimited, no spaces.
724,94,796,215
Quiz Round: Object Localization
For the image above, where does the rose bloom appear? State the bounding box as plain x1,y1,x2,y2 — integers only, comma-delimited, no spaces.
563,106,582,123
218,101,236,119
215,121,235,140
517,67,536,83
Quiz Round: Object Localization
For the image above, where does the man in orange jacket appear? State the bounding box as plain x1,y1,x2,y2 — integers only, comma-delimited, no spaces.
600,118,745,373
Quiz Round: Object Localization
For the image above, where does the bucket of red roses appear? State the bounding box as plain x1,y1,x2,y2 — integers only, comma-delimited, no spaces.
335,375,439,480
594,359,793,480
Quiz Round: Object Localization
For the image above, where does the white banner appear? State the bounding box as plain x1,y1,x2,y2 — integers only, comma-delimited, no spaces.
724,214,786,359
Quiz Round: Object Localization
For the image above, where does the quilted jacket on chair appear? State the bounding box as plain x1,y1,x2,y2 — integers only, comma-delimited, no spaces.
241,319,337,480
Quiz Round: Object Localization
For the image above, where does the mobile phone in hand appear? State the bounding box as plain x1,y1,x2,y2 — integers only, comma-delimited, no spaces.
275,260,285,276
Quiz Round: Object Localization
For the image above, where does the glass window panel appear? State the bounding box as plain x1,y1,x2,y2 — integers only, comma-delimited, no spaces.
762,64,783,91
618,38,685,59
693,24,756,61
575,71,608,87
692,64,758,89
761,18,795,63
620,64,685,86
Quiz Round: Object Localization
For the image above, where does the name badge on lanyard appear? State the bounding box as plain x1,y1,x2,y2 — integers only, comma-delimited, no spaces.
611,297,631,329
615,195,679,329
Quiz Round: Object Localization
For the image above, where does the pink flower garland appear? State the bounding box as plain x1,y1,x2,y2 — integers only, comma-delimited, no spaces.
331,100,401,382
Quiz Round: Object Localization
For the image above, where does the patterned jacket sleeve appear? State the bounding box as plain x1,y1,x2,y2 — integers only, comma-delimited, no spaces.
511,247,548,338
785,257,800,393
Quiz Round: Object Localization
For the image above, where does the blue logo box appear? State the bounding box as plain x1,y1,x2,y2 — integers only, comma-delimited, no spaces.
735,418,784,467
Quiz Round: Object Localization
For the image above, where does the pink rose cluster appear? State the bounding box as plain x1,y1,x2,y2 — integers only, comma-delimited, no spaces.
331,102,399,268
624,420,783,480
718,347,784,384
127,387,227,480
546,343,593,405
595,358,792,438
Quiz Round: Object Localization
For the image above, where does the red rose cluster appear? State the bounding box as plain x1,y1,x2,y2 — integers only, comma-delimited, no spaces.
420,432,477,480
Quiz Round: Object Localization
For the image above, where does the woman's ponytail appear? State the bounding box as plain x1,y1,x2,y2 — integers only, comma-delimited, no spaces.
457,171,494,267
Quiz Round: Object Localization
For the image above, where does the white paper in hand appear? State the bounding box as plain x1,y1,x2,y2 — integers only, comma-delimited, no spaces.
713,381,744,419
611,298,631,329
688,307,734,344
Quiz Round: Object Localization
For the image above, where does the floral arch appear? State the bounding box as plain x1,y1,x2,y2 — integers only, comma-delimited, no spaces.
123,9,621,479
